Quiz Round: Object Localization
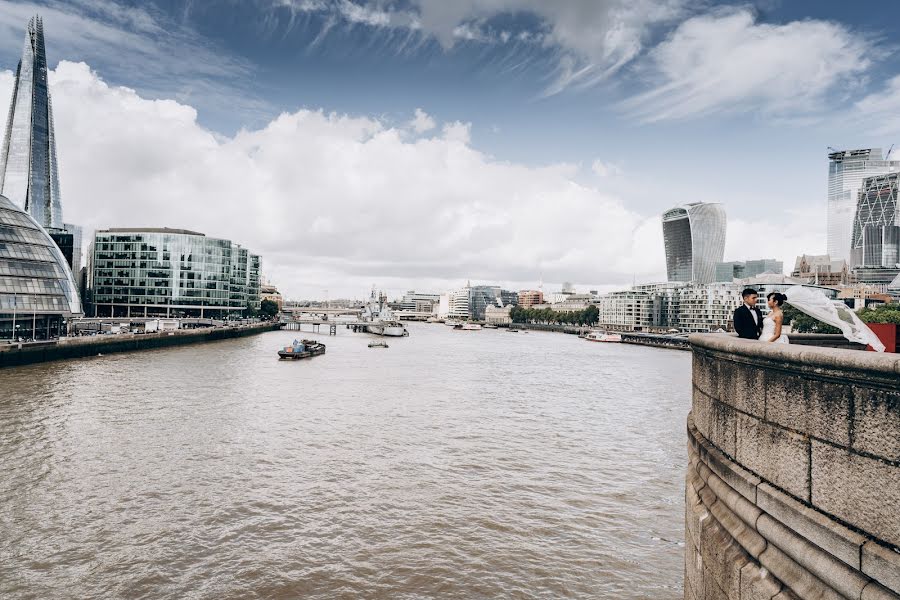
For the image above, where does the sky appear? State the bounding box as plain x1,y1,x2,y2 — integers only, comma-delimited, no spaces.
3,0,900,299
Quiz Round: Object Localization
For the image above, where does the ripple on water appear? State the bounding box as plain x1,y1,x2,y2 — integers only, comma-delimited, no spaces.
0,325,691,599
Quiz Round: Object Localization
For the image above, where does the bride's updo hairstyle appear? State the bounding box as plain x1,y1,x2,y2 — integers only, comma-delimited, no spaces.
767,292,787,307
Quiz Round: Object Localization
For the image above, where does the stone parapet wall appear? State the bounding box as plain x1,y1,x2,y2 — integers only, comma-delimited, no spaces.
686,334,900,600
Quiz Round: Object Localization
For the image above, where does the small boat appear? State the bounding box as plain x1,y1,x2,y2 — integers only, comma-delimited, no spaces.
445,319,461,327
507,328,519,333
584,331,622,343
483,323,498,329
368,341,389,348
278,339,326,359
454,322,482,331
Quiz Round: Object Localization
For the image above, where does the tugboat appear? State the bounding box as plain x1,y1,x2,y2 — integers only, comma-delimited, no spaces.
278,339,326,360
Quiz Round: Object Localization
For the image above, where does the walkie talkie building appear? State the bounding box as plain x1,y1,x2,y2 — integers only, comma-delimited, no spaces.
662,202,727,284
0,16,63,230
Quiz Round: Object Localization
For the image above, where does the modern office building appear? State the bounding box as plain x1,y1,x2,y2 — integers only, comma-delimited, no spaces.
1,16,63,229
0,16,83,284
827,148,900,264
850,173,900,273
662,202,727,284
400,291,440,313
447,283,517,320
0,194,82,339
87,228,261,318
715,259,783,282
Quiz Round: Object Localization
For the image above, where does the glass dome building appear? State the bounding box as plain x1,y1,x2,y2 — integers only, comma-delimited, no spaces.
0,194,82,340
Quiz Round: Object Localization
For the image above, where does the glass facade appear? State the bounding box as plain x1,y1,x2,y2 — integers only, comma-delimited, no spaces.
662,202,726,284
827,149,899,264
88,229,262,318
0,16,63,229
0,194,82,339
851,173,900,270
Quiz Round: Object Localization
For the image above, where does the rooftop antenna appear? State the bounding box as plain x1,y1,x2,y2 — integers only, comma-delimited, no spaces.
888,144,895,159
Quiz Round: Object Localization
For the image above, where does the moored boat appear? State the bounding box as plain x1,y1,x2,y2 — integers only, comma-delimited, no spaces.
278,339,326,359
584,331,622,343
368,341,389,348
455,322,482,331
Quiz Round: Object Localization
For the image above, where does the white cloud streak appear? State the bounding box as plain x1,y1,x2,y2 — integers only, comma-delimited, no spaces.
622,8,874,122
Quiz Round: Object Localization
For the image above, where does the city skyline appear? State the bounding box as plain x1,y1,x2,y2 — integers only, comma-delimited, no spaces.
3,2,900,297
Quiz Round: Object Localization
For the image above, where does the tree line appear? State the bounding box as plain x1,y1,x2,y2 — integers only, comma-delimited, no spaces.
509,304,599,326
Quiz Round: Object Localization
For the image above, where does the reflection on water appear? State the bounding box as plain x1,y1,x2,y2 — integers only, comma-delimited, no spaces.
0,324,690,598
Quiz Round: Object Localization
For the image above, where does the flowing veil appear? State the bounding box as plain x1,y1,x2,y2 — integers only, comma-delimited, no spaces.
783,285,886,352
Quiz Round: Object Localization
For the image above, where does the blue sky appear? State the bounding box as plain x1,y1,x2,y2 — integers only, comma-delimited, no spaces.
2,0,900,298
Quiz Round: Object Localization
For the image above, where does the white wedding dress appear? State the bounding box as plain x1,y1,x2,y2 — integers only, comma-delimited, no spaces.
761,315,789,344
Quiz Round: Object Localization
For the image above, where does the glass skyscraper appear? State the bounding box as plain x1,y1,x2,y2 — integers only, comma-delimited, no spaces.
88,228,261,318
662,202,727,285
827,148,900,264
852,173,900,268
0,16,63,230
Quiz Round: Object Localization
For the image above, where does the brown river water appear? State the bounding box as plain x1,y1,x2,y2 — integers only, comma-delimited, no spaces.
0,323,691,599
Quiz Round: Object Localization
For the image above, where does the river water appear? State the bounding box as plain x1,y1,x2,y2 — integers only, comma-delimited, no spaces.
0,324,691,599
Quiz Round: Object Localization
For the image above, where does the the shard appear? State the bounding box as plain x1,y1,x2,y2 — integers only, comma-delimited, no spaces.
0,16,64,230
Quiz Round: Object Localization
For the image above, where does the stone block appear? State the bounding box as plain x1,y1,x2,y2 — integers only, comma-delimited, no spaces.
757,482,865,570
686,471,707,550
812,442,900,549
708,493,766,559
740,561,782,600
756,514,869,599
685,533,704,599
736,413,810,502
766,378,852,447
853,387,900,462
861,581,900,600
758,544,845,600
703,438,761,503
762,368,804,422
862,540,900,595
693,351,717,397
709,398,738,458
693,388,713,442
721,360,767,417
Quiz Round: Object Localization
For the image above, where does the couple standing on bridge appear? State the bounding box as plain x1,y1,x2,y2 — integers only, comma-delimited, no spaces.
733,288,790,344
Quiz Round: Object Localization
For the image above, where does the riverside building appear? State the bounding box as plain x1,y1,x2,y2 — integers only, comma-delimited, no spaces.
87,228,261,319
827,148,900,264
0,194,82,339
662,202,727,284
714,258,783,282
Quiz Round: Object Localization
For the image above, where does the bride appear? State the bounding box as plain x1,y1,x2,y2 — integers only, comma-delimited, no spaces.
763,292,790,344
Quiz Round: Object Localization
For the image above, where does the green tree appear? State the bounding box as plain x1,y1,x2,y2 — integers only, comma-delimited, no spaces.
858,304,900,324
783,305,840,334
583,304,599,326
259,299,279,320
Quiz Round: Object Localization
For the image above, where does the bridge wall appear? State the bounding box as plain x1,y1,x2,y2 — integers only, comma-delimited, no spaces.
686,334,900,600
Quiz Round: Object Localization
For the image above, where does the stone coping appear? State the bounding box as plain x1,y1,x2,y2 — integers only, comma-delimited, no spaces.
689,333,900,383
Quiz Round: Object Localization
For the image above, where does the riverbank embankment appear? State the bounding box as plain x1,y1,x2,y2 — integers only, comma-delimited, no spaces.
0,322,280,368
510,322,691,350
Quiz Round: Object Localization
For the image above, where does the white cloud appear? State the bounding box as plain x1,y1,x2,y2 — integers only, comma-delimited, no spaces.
441,120,471,144
854,75,900,135
409,107,435,133
622,8,873,122
591,160,621,177
0,61,669,298
271,0,687,94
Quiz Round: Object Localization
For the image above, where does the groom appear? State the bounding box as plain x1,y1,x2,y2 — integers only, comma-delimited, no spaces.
733,288,764,340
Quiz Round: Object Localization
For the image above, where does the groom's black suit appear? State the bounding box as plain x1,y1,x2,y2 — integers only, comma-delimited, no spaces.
733,304,764,339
